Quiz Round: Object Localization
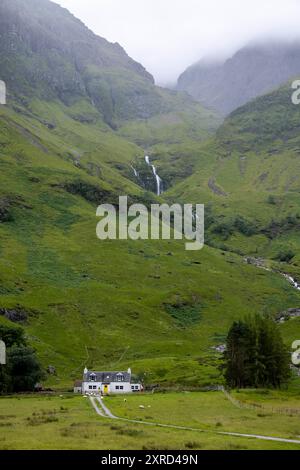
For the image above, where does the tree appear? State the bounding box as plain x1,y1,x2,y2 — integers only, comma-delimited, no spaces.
8,346,45,392
0,325,25,347
223,314,290,389
0,325,44,393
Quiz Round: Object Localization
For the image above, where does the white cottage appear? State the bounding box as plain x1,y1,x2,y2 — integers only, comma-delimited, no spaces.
81,367,142,395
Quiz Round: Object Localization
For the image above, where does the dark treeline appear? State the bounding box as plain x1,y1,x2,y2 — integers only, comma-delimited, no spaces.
223,314,291,389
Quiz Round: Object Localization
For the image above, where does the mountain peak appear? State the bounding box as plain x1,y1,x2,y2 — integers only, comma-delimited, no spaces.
177,40,300,115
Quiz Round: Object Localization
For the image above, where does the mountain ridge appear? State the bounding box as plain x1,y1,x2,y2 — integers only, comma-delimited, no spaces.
177,41,300,115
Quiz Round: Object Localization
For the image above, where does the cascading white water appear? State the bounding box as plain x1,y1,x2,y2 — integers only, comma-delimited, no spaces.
151,165,162,197
245,258,300,291
131,165,139,178
282,273,300,291
145,155,163,196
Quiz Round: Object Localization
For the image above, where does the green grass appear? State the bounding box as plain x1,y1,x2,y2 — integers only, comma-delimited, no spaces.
0,95,299,389
1,1,300,451
0,392,299,449
166,83,300,266
108,390,300,443
0,63,300,392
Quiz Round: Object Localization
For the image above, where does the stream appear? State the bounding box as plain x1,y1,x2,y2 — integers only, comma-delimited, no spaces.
245,257,300,291
145,155,163,196
282,273,300,291
130,155,163,196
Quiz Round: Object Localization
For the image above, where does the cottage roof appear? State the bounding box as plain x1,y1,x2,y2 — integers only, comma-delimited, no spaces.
83,370,131,383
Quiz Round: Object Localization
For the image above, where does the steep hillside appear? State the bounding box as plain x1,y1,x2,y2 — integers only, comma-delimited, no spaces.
177,42,300,115
0,104,299,388
0,0,299,389
167,82,300,273
0,0,218,129
0,0,220,190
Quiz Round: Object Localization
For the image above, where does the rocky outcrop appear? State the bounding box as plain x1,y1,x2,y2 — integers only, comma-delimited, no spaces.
0,0,169,127
276,308,300,323
0,306,40,323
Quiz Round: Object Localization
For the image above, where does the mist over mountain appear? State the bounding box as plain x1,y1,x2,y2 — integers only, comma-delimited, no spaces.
1,0,213,130
177,41,300,115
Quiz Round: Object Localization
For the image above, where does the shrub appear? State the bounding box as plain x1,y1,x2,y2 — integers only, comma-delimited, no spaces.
233,216,257,236
63,180,112,204
273,249,295,263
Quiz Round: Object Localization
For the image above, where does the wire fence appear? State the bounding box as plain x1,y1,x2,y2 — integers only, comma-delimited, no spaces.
219,386,300,416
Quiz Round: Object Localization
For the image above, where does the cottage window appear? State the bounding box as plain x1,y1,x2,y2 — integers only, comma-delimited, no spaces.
120,386,124,390
116,373,124,382
89,373,96,382
93,386,96,390
116,386,120,390
131,386,134,390
89,385,93,390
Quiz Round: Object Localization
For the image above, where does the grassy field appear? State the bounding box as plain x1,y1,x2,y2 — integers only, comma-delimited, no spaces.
0,392,300,450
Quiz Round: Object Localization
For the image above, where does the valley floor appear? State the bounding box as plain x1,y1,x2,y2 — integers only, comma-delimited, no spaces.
0,391,300,450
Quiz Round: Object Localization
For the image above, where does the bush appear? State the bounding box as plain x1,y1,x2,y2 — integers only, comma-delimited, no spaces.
263,215,300,239
233,216,257,236
267,195,277,205
211,215,257,239
63,180,112,204
0,198,13,223
273,249,295,263
212,221,234,240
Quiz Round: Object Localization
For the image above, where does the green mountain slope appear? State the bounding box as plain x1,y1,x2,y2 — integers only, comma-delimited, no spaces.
0,104,299,388
0,0,220,190
0,0,299,389
167,83,300,269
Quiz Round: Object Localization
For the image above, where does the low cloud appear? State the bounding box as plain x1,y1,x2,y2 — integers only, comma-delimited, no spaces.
57,0,300,84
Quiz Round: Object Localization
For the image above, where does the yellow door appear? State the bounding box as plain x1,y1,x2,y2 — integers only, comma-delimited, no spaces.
103,384,109,395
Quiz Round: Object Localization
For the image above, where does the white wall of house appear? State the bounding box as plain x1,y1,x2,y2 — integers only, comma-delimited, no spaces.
130,383,143,392
82,381,141,394
82,381,102,394
82,381,128,394
109,382,132,394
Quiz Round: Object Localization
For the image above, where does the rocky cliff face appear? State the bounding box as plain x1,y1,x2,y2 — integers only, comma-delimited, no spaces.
0,0,173,127
177,42,300,115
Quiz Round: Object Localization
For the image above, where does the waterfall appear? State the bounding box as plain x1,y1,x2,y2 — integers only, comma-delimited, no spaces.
145,155,163,196
282,273,300,291
131,165,139,178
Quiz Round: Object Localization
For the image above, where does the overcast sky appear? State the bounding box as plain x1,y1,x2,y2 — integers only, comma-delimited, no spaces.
56,0,300,85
